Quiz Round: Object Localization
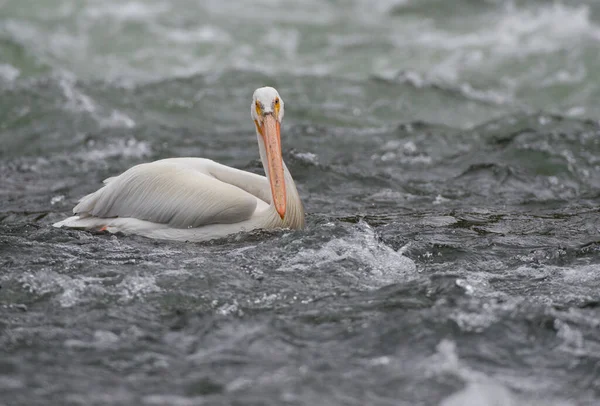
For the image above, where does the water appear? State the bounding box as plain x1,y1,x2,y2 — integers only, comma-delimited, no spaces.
1,0,600,404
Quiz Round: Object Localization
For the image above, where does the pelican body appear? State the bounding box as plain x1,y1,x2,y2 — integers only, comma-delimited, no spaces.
53,87,305,242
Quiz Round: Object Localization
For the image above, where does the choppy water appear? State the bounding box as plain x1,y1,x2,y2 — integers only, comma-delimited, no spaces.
1,1,600,405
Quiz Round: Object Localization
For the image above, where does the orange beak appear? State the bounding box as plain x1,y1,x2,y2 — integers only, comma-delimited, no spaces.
261,114,286,219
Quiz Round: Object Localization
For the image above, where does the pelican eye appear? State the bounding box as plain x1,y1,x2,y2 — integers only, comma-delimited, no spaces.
255,101,262,116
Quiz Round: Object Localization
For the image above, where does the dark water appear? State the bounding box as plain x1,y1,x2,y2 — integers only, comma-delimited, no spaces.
2,1,600,405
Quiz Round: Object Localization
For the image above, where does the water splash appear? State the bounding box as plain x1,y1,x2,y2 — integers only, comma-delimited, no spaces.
280,221,416,287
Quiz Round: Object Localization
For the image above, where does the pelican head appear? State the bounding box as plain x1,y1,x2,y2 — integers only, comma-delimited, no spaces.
251,87,285,122
251,87,286,220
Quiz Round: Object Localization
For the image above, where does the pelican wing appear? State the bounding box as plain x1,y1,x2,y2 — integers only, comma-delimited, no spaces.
73,159,268,228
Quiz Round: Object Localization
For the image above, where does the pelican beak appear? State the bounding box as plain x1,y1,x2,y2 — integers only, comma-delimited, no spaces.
260,114,286,219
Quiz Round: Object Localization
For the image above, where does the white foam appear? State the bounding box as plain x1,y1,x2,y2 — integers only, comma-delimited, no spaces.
18,269,101,307
450,302,505,333
58,72,137,128
50,194,65,205
84,1,170,22
429,339,576,406
213,299,243,316
425,339,470,379
252,293,283,306
409,4,600,55
440,382,519,406
59,73,96,114
433,195,450,205
78,138,151,161
372,140,433,165
560,264,600,284
64,330,120,349
100,110,136,129
0,63,20,82
279,221,416,287
116,274,161,302
163,25,232,45
0,376,25,390
554,319,585,354
142,395,205,406
367,188,415,202
291,151,319,165
17,269,160,307
442,381,576,406
387,3,600,107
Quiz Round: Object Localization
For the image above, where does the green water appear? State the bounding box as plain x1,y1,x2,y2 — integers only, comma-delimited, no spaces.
1,1,600,405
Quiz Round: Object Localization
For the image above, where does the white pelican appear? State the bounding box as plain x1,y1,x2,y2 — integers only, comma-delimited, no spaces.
53,87,305,242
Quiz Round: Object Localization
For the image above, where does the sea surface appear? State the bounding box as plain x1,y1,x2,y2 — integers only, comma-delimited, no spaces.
1,1,600,405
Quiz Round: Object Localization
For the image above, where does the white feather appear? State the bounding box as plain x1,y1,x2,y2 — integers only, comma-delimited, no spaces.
73,158,268,228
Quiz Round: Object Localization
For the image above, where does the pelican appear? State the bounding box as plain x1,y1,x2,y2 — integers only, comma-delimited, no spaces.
53,87,305,242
